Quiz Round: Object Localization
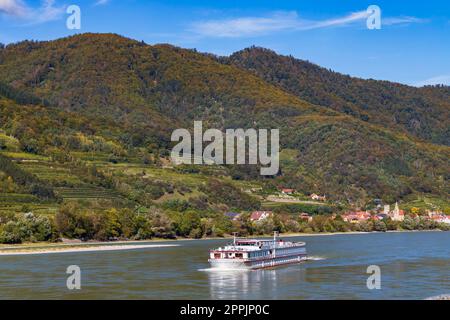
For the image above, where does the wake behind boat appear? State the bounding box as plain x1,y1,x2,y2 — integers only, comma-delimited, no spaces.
208,233,307,270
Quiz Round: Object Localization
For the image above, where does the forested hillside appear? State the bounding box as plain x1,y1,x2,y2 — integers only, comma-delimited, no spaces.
225,47,450,146
0,33,448,210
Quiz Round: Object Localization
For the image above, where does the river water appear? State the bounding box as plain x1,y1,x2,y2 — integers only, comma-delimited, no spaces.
0,231,448,299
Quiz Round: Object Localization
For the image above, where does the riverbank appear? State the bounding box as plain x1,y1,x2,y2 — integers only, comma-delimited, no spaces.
0,244,179,256
0,230,445,256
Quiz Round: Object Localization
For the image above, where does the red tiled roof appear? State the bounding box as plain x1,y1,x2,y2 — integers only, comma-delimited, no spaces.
250,211,272,221
342,211,372,221
299,213,310,217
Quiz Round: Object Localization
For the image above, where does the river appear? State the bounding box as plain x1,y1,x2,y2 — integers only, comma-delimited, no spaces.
0,231,448,299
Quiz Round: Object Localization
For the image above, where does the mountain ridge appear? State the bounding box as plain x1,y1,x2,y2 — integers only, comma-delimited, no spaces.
223,46,450,146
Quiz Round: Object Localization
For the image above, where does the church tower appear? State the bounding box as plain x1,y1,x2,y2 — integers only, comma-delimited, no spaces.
392,202,404,221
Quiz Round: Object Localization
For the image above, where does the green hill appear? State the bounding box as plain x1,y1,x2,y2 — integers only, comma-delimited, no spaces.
0,33,448,208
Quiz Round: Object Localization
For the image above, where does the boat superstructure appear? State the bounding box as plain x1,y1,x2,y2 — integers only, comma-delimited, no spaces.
208,233,307,270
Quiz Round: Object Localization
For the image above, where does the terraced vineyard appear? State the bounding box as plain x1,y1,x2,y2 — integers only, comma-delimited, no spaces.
0,193,58,214
0,193,39,203
55,186,121,201
0,151,125,213
17,162,83,185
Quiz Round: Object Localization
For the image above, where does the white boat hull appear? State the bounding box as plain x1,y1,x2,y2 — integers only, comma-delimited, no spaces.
209,253,307,270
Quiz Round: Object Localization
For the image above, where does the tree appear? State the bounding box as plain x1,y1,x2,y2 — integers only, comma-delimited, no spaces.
118,208,137,239
373,220,387,232
6,176,15,193
401,216,417,230
92,209,121,241
148,208,175,239
384,218,399,231
55,203,93,240
174,211,201,237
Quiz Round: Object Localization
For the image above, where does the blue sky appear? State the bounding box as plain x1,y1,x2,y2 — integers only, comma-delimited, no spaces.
1,0,449,86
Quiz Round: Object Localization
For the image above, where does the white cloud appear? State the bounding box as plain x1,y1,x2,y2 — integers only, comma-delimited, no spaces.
0,0,64,24
94,0,109,6
383,16,428,26
414,75,450,87
190,10,426,38
35,0,64,23
190,11,301,38
0,0,29,17
306,11,369,29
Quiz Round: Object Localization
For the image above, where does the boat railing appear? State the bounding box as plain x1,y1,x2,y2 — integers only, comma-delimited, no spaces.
276,241,306,248
211,241,305,252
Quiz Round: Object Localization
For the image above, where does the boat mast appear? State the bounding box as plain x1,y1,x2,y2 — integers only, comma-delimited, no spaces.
233,232,238,246
273,231,278,258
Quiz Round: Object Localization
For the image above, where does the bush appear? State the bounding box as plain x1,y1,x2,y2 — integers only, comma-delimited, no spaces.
0,212,56,244
0,221,23,244
30,183,56,199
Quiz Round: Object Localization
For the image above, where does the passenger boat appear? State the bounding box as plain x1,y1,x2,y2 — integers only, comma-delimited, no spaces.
208,233,307,270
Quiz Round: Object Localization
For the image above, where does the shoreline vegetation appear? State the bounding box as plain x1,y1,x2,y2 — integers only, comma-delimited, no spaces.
0,203,449,250
0,229,445,256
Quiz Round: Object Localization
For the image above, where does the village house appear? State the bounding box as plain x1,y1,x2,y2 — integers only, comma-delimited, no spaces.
299,212,313,222
426,210,450,224
280,188,295,195
310,193,326,201
341,211,372,223
224,212,240,221
439,216,450,224
376,213,389,220
250,211,273,222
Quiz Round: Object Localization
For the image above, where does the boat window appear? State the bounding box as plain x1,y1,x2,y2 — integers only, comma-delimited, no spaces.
237,242,257,246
